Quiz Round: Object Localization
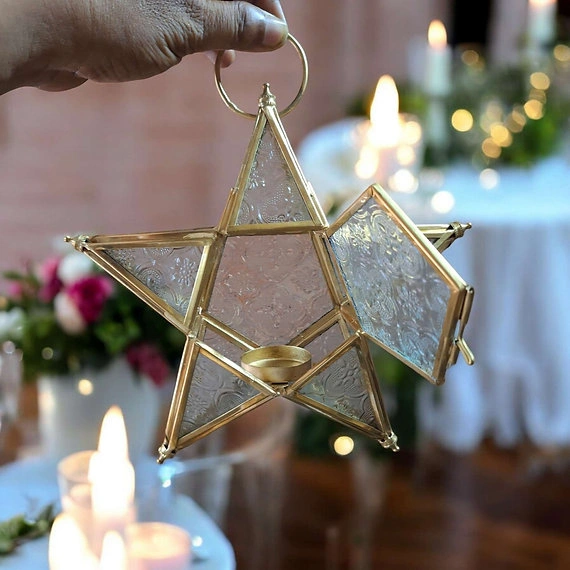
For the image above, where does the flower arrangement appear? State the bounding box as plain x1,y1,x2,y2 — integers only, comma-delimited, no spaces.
0,251,185,385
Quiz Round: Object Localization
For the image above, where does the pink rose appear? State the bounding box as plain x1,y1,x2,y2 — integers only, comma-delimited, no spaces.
126,343,170,387
38,256,63,302
65,276,114,323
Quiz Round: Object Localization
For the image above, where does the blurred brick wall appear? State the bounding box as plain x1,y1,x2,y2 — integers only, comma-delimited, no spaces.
0,0,447,276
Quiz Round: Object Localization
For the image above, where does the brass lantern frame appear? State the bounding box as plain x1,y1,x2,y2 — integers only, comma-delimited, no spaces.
67,41,474,463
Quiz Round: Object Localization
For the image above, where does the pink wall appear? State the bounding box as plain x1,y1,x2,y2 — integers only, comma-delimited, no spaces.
0,0,448,276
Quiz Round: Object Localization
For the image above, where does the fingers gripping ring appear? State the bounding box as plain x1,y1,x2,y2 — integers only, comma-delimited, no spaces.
215,34,308,119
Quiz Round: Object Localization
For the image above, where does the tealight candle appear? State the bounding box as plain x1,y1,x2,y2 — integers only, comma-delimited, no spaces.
126,522,192,570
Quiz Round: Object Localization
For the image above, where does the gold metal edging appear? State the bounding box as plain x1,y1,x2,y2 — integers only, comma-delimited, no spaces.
311,231,348,309
290,392,384,439
286,334,359,395
357,333,397,445
219,111,267,231
201,314,259,352
161,337,200,461
195,340,278,397
227,221,320,236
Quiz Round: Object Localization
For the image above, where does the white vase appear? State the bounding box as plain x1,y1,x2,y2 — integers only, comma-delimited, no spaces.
37,358,162,461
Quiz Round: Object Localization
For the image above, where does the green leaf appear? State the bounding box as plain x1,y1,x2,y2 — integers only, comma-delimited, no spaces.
0,538,15,555
94,318,141,355
0,504,56,557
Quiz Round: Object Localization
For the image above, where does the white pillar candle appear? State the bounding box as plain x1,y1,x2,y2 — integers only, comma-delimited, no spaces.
89,406,136,554
528,0,557,47
423,20,452,151
126,522,192,570
424,20,452,98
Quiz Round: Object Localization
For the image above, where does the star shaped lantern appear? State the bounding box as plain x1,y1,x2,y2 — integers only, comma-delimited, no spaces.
67,37,474,463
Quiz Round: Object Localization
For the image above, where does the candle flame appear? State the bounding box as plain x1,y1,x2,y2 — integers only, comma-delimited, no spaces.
369,75,400,147
428,20,447,49
88,406,135,522
100,532,128,570
97,405,129,460
529,0,555,6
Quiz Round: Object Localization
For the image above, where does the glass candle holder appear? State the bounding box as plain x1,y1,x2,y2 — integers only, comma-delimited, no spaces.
57,450,96,541
126,522,192,570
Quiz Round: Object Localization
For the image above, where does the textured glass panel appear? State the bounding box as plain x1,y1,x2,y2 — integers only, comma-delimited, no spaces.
304,323,346,364
180,353,258,437
203,327,245,366
236,124,312,225
329,197,451,375
106,246,203,317
208,234,333,347
300,348,376,426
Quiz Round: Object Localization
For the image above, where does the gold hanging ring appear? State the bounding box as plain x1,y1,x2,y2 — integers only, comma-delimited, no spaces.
215,34,308,119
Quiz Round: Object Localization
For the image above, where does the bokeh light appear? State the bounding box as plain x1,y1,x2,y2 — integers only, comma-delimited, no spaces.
451,109,474,132
333,435,355,456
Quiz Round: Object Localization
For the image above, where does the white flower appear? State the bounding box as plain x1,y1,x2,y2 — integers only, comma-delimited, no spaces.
54,292,86,335
0,308,24,340
58,252,94,285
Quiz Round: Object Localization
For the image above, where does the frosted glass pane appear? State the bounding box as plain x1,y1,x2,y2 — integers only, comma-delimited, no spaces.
304,323,346,364
180,353,258,437
106,246,202,317
329,197,450,375
300,348,376,427
236,124,311,225
208,234,333,347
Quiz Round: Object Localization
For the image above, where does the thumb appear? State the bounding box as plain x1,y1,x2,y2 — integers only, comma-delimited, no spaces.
185,0,288,53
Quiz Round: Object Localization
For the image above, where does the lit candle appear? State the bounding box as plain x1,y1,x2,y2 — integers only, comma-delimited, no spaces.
528,0,557,48
89,406,136,554
355,76,423,191
49,513,98,570
424,20,452,98
100,531,128,570
424,20,452,152
126,522,192,570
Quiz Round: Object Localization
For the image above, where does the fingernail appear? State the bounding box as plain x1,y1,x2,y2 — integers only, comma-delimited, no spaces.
263,15,288,48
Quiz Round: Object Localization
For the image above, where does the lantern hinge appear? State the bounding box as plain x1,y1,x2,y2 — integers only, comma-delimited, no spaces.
449,286,475,367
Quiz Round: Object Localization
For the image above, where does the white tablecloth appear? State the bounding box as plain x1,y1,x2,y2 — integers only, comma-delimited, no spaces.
298,120,570,451
0,457,235,569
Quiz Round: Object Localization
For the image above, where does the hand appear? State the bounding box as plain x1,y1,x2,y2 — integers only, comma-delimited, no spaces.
0,0,288,94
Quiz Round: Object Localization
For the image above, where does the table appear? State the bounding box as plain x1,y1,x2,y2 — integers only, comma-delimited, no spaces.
298,119,570,451
0,457,235,569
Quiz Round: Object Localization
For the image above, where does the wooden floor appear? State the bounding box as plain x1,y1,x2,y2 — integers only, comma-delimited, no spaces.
226,444,570,570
